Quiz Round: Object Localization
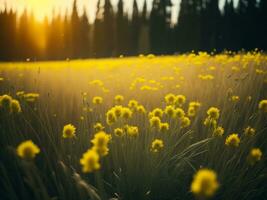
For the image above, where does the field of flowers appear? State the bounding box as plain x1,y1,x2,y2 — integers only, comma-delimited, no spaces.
0,52,267,200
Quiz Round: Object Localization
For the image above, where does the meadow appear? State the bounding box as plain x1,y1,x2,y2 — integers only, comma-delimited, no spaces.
0,52,267,200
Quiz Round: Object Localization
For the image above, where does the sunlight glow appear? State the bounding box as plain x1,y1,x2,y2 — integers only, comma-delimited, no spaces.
0,0,239,23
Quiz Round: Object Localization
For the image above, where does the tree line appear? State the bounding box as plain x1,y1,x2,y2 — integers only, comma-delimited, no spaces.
0,0,266,61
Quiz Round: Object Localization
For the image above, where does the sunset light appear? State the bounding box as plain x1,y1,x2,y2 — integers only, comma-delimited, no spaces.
0,0,267,199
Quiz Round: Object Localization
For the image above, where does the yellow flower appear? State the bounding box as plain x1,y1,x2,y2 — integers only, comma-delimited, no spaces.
175,108,185,119
106,110,116,125
17,140,40,160
207,107,220,119
198,74,215,80
225,133,240,147
114,95,124,104
181,117,191,128
10,99,21,113
151,108,163,118
247,148,262,165
114,128,125,137
189,101,201,110
259,100,267,112
137,105,146,113
62,124,76,138
147,54,155,59
16,91,25,97
244,126,256,137
94,123,105,132
128,100,138,110
0,94,12,112
164,106,176,117
91,131,111,148
149,116,161,129
91,131,111,156
80,149,100,173
113,105,123,118
160,123,169,132
191,169,219,198
151,139,164,153
165,93,177,105
213,126,224,136
92,96,103,105
176,95,186,106
187,106,196,117
24,93,39,102
204,117,217,129
231,66,240,72
231,95,240,102
127,126,139,137
92,146,109,157
121,107,133,120
89,79,104,87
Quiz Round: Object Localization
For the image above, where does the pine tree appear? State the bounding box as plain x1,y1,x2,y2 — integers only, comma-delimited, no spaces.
205,0,222,51
130,0,141,55
116,0,129,56
63,12,72,59
150,0,172,54
103,0,115,57
93,0,104,57
222,0,237,50
80,8,90,58
259,0,267,50
71,0,83,58
176,0,199,52
139,0,150,54
0,7,17,60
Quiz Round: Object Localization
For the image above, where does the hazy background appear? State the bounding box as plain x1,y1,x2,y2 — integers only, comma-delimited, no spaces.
0,0,239,23
0,0,265,61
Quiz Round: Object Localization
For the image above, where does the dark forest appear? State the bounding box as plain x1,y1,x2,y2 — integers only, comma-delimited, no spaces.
0,0,266,61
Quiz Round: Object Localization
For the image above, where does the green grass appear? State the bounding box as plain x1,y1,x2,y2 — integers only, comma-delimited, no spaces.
0,53,267,200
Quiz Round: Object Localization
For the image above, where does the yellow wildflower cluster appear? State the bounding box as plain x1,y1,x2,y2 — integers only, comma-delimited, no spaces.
106,105,133,125
126,125,139,137
247,148,262,165
213,126,224,137
164,105,176,118
198,74,214,80
225,133,240,147
149,108,164,118
80,149,100,173
114,128,125,137
0,94,21,114
204,107,221,132
164,93,186,107
92,96,103,105
89,79,109,93
191,169,219,198
244,126,256,137
151,139,164,153
79,131,111,174
114,95,124,104
149,116,161,129
231,95,240,102
17,140,40,160
94,122,105,132
22,93,40,102
62,124,76,138
91,131,111,157
259,100,267,112
187,101,201,117
165,93,177,105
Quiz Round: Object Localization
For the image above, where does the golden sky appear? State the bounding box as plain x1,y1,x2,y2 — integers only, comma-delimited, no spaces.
0,0,237,23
